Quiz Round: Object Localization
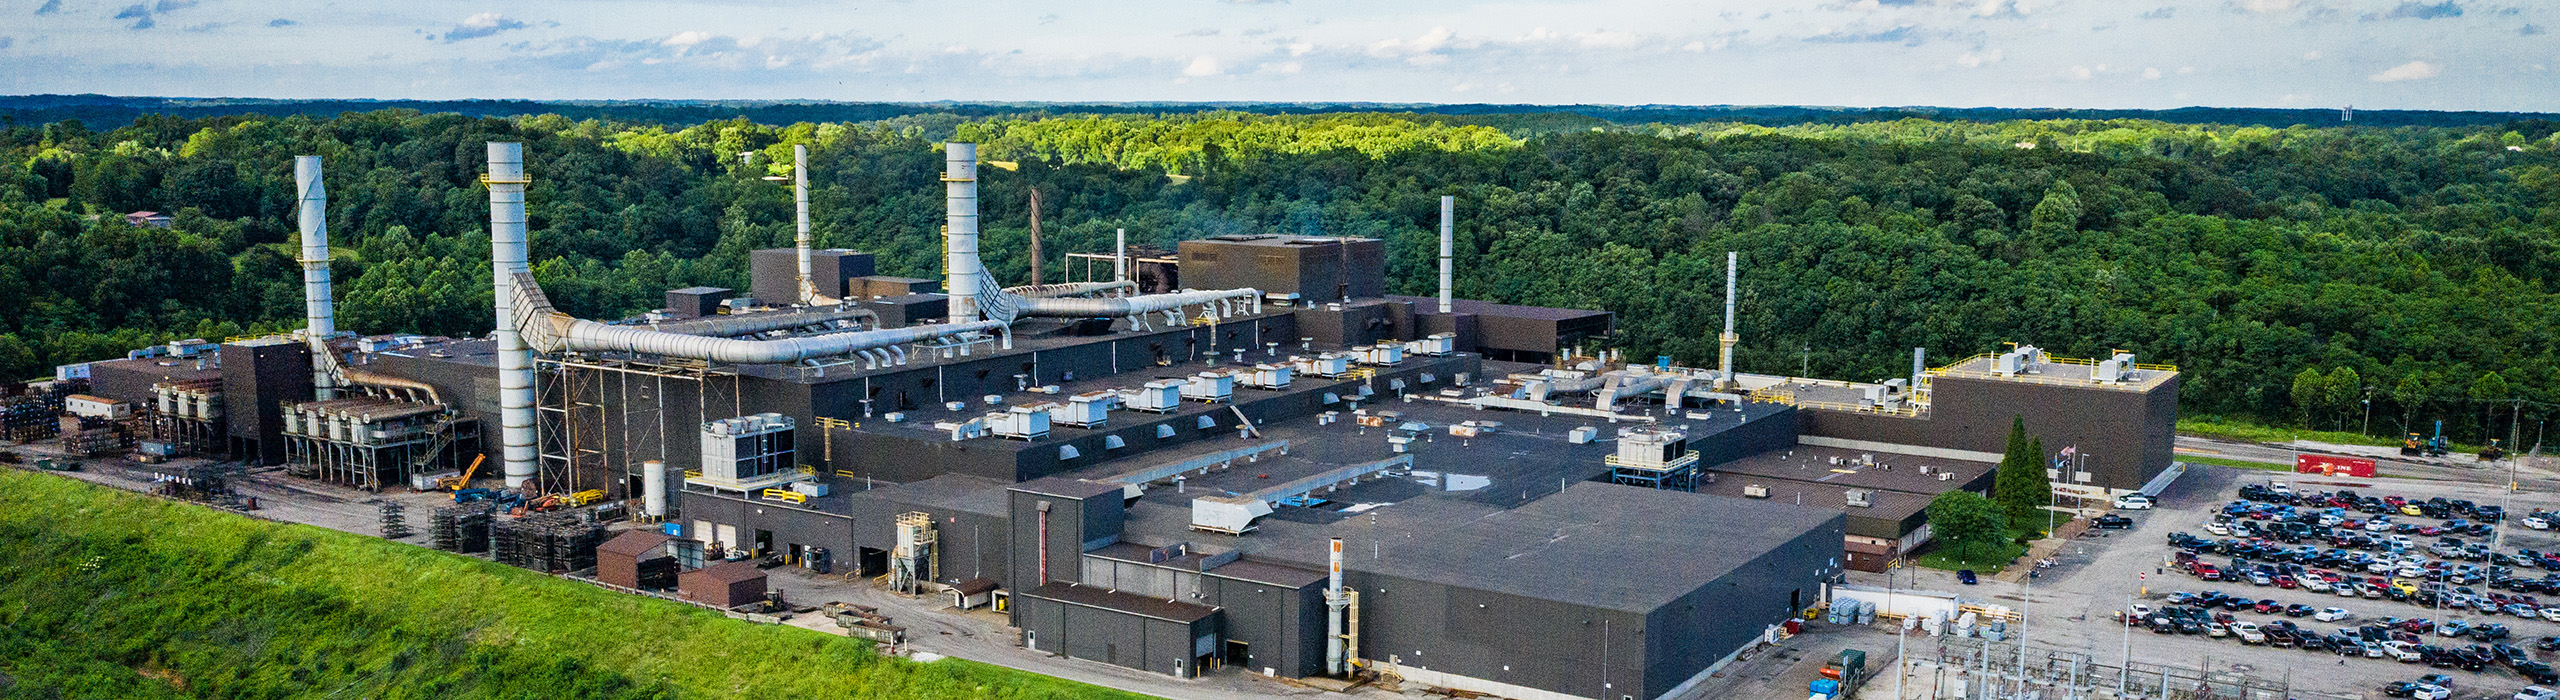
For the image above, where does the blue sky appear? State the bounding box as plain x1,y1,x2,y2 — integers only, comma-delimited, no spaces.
3,0,2553,111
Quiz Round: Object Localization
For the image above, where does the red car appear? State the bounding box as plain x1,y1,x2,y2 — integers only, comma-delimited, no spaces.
2276,575,2299,589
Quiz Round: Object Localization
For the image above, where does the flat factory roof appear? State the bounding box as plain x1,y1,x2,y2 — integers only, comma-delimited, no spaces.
1383,295,1613,322
1707,444,1994,496
1695,476,1930,534
1022,582,1221,624
1196,482,1841,613
1935,354,2177,392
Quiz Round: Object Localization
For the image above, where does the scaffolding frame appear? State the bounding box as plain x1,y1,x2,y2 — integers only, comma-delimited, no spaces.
535,354,739,501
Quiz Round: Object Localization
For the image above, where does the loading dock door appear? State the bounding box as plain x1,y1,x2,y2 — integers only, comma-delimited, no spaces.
1226,640,1249,668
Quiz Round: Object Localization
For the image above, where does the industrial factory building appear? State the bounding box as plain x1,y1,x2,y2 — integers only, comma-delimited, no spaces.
43,140,2182,700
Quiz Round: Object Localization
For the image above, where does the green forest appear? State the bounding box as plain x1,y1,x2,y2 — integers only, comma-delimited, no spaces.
1,108,2555,444
0,469,1151,699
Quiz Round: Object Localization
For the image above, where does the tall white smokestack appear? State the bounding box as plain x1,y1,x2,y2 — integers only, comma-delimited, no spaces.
1718,251,1738,388
1438,196,1454,314
944,143,981,322
295,155,337,401
1114,228,1127,283
793,144,816,305
487,142,537,489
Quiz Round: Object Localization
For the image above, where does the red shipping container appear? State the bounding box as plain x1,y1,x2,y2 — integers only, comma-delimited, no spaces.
2295,454,2376,478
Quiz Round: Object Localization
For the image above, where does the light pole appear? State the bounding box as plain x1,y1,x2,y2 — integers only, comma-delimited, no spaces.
2363,393,2373,436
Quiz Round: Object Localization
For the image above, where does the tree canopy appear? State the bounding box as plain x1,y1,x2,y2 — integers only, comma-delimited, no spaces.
0,108,2552,444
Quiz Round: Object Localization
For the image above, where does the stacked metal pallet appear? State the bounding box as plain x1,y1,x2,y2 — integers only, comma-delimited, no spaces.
428,503,494,553
0,398,56,442
490,512,604,573
378,502,412,540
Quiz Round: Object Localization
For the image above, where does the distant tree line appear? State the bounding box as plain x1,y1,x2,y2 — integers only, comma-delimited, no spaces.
0,108,2553,443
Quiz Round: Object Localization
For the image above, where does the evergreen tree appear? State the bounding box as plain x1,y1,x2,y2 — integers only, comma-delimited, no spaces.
1992,415,2049,530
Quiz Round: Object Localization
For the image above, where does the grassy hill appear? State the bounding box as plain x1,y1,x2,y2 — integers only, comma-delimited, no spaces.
0,469,1148,699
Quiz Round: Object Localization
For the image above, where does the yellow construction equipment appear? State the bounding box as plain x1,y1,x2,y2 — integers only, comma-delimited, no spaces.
437,454,486,491
562,489,605,507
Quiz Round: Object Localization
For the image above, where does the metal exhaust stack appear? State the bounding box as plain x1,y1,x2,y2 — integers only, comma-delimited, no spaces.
295,155,337,401
1437,196,1454,314
793,144,819,305
944,142,982,323
486,142,537,488
1114,228,1127,283
1911,347,1927,390
1326,537,1347,675
1718,251,1739,388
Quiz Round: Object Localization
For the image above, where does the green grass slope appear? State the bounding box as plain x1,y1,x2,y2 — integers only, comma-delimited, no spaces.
0,469,1149,700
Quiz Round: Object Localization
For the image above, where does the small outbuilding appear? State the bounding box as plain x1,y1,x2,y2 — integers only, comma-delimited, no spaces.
948,577,1000,610
677,560,768,609
595,530,675,590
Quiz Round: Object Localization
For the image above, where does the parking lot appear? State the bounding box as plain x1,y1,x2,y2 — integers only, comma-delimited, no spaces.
1840,462,2560,700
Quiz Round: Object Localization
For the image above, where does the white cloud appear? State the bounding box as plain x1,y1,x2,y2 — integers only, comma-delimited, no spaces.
1682,40,1706,52
2238,0,2304,13
2368,60,2441,82
1572,30,1639,49
2302,50,2321,60
1287,42,1314,56
2068,64,2095,80
1182,55,1223,77
2142,66,2162,79
666,31,711,47
1370,26,1455,56
2177,65,2196,74
1957,49,2003,67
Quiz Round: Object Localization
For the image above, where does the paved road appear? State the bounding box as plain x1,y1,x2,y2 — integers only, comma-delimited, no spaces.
2176,435,2560,491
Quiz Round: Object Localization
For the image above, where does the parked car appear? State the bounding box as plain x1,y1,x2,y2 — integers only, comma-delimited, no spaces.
1958,569,1978,585
2116,494,2155,510
2318,607,2355,622
2516,686,2557,700
2093,514,2136,530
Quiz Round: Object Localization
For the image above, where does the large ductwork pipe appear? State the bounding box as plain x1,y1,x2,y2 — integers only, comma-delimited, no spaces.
1596,371,1672,412
944,142,982,323
1011,288,1260,320
486,142,537,488
1003,281,1136,299
341,367,442,405
645,306,877,337
1438,196,1454,315
507,272,1004,365
1718,251,1739,389
296,156,337,401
